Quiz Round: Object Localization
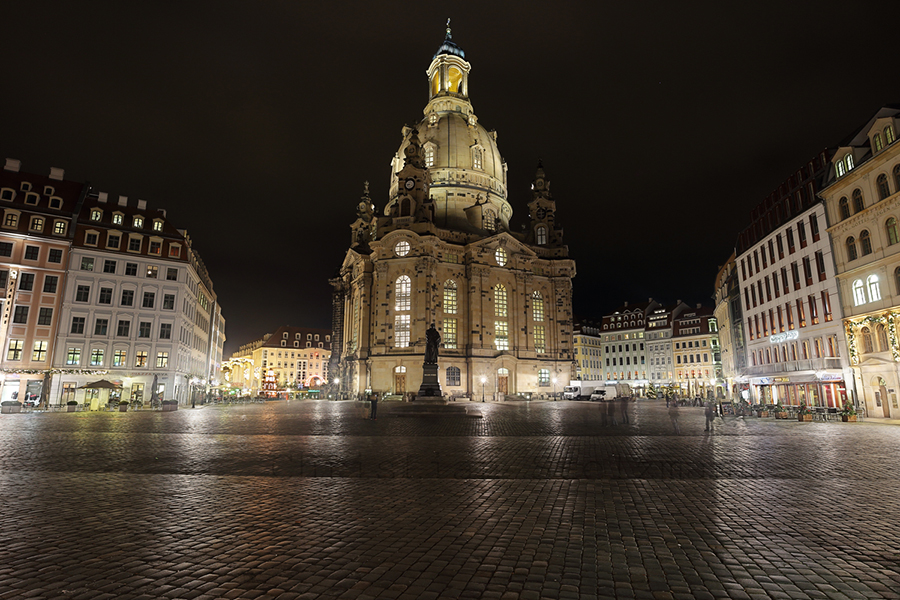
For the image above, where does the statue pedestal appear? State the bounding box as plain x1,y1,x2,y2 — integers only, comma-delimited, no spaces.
416,363,444,403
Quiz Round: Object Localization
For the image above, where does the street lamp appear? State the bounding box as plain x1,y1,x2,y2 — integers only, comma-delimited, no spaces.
333,378,340,401
481,376,486,402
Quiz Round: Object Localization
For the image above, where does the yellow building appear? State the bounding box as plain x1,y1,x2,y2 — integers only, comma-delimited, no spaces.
225,326,331,396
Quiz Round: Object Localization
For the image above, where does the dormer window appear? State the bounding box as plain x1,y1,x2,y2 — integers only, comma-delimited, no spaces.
20,182,31,192
112,213,123,225
472,146,483,170
887,125,896,145
874,133,884,152
43,186,55,196
133,216,144,228
845,154,854,171
428,112,438,127
836,161,846,178
25,193,39,205
48,197,62,209
152,219,163,232
90,209,102,221
1,189,13,201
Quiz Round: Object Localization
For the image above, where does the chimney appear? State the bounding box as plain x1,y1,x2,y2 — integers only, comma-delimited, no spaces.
157,208,166,217
624,302,628,307
137,199,147,210
49,167,65,181
4,159,21,172
117,195,128,207
97,192,108,203
696,303,701,309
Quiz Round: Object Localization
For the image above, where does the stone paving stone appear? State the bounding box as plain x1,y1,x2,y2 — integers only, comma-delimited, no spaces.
1,401,900,599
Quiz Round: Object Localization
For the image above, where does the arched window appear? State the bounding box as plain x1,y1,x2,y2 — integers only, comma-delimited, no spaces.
877,324,889,352
895,266,900,294
877,174,891,200
853,189,864,213
839,197,850,220
400,198,411,217
532,291,544,322
846,236,858,261
424,145,435,168
874,133,884,152
852,279,866,305
887,217,899,245
894,164,900,192
862,327,874,353
846,154,855,171
535,225,547,245
860,230,873,255
867,274,881,301
395,275,411,311
836,161,846,178
494,284,508,317
886,125,896,145
443,280,457,314
446,366,461,386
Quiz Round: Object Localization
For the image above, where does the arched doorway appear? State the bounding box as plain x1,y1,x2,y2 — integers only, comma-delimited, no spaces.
874,376,890,417
497,368,509,395
394,366,406,395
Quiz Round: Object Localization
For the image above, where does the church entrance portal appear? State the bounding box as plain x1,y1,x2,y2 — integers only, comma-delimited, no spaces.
498,368,509,395
394,366,406,395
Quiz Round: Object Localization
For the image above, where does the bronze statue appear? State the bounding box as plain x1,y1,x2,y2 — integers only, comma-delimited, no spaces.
425,323,441,364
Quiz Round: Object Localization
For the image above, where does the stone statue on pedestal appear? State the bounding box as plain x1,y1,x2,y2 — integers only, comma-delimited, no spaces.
425,324,441,365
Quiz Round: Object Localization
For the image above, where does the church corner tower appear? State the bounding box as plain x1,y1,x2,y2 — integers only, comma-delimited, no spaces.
332,24,576,401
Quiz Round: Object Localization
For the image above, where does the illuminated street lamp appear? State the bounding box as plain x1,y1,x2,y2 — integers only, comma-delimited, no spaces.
481,376,486,402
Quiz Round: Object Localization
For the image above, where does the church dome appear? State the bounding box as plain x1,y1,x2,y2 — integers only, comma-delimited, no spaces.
387,27,511,235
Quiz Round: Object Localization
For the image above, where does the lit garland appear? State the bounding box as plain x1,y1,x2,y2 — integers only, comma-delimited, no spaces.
846,311,900,364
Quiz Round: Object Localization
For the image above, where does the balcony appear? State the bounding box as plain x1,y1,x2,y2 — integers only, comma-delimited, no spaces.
743,357,842,377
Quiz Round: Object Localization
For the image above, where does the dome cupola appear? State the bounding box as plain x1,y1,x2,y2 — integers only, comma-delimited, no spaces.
388,23,510,236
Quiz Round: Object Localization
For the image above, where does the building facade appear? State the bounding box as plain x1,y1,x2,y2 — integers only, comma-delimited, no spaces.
713,256,740,400
0,160,84,404
50,191,225,407
600,300,658,395
330,28,576,400
672,305,721,399
573,320,603,382
645,301,689,391
737,199,849,407
225,326,331,396
820,106,900,418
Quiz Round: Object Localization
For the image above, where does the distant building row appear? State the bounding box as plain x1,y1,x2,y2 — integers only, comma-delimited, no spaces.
0,159,225,407
577,105,900,420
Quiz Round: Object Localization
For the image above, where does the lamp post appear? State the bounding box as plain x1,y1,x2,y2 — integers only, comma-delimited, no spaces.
333,378,340,401
552,377,558,401
481,376,486,402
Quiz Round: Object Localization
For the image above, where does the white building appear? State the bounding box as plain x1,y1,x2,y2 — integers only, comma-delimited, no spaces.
645,301,689,390
737,198,849,408
820,106,900,418
50,192,224,407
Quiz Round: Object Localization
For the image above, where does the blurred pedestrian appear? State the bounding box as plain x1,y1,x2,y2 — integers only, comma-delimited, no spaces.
668,402,680,434
369,392,379,420
705,401,715,432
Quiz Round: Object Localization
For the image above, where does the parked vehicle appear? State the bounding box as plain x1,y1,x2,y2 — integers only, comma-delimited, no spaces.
563,382,604,400
589,386,618,402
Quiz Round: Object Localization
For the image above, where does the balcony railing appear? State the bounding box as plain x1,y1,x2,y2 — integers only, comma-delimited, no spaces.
743,357,842,377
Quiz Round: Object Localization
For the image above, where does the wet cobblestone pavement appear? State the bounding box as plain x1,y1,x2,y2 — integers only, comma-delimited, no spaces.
1,400,899,600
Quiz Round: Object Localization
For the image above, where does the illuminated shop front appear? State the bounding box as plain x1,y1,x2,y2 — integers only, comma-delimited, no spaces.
751,374,847,407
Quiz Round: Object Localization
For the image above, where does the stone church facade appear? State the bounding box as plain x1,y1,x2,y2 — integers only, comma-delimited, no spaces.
330,27,576,400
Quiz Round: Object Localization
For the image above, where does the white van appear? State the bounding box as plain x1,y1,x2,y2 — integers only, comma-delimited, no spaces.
589,386,617,402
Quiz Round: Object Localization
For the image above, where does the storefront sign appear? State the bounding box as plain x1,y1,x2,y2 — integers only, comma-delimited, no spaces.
769,331,799,344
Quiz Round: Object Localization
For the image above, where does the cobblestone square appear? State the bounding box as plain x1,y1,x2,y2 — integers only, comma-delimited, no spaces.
1,400,899,600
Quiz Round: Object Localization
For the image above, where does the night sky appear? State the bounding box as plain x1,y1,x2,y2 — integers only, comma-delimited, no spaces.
2,2,898,355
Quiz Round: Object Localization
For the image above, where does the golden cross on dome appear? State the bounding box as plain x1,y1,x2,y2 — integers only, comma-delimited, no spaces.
446,18,452,39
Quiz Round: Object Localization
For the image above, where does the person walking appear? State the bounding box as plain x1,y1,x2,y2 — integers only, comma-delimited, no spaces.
705,401,715,432
369,392,379,420
668,402,680,435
